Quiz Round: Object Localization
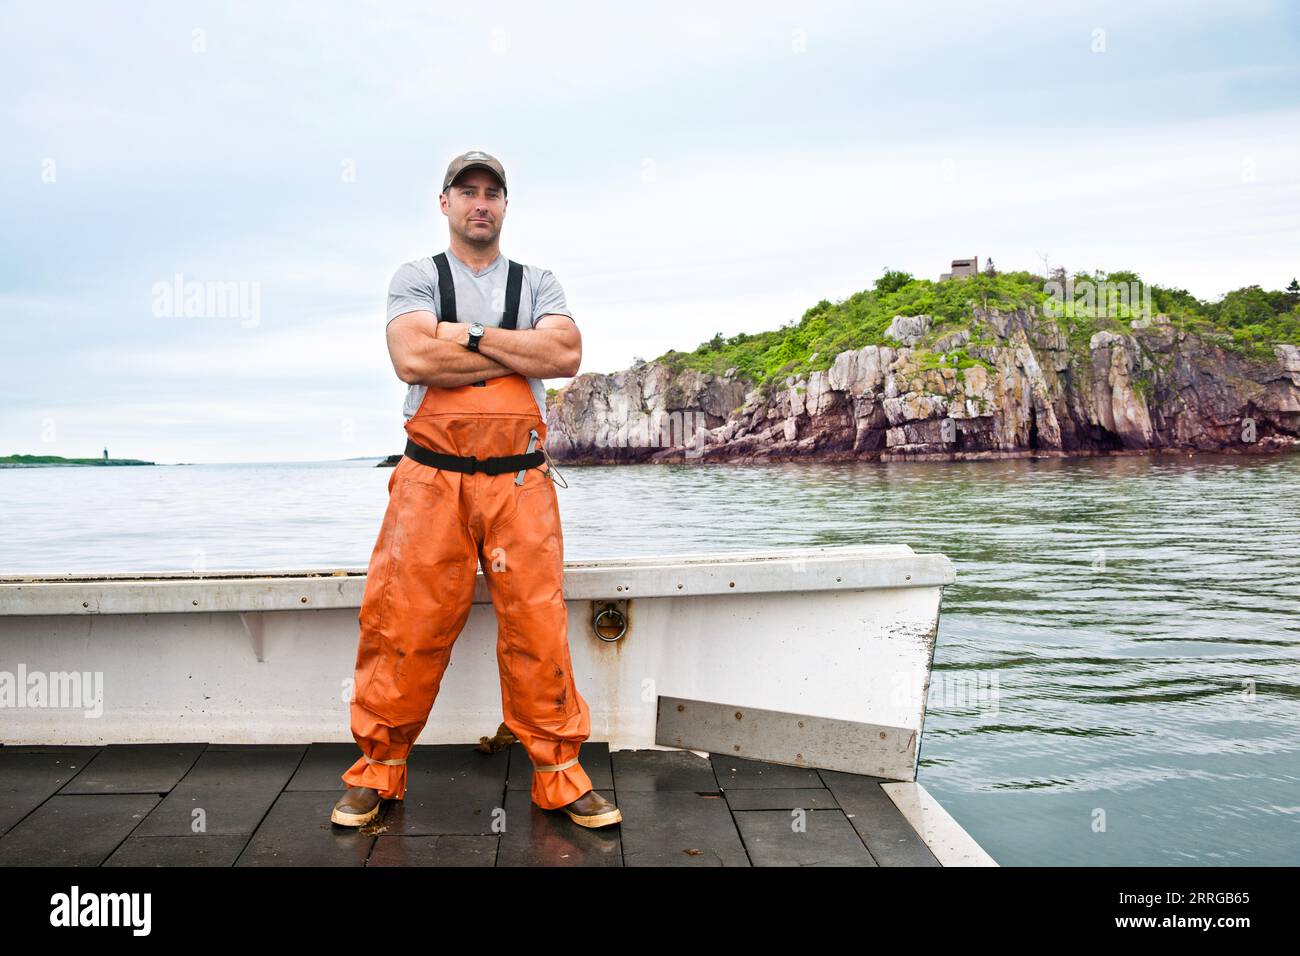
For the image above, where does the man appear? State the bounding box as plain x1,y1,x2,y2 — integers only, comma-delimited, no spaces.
331,150,621,830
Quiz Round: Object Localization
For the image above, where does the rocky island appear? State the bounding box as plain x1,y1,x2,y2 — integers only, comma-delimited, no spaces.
544,267,1300,463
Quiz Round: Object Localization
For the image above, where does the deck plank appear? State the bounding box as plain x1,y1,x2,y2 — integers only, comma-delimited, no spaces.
495,789,623,866
103,835,249,867
234,791,374,866
617,791,750,866
285,742,360,791
0,745,103,756
611,748,719,791
819,769,942,867
723,787,840,811
131,746,303,837
381,744,508,836
0,793,159,866
734,809,879,866
59,743,206,794
711,754,823,790
0,749,100,836
368,834,498,867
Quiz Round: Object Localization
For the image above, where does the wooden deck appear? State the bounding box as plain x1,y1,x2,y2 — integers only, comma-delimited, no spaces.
0,742,944,866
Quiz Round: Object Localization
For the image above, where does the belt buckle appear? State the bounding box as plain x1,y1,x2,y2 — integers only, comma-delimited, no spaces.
465,457,479,475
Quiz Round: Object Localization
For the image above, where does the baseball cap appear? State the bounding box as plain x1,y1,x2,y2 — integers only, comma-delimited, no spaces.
442,150,508,195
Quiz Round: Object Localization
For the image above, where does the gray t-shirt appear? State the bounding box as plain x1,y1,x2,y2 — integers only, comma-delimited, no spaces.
386,249,575,422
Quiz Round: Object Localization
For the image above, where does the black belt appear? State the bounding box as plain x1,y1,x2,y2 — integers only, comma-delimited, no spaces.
403,438,544,476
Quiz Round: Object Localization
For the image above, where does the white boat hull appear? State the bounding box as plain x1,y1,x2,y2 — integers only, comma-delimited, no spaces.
0,545,953,782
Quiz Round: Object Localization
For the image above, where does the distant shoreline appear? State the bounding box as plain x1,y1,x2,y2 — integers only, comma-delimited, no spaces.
0,455,155,468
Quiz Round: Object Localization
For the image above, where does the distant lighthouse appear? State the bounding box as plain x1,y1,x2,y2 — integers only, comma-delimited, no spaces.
103,447,108,460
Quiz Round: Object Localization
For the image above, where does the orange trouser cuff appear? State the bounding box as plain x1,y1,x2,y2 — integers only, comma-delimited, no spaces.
342,754,409,800
531,756,593,810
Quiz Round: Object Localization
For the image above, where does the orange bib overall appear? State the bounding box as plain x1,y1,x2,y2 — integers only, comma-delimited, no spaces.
342,300,593,811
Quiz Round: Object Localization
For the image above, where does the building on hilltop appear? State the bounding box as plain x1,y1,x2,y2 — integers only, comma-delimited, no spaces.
939,257,979,281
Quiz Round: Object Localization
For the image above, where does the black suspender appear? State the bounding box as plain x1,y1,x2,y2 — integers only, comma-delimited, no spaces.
502,257,523,330
431,251,457,325
430,252,524,329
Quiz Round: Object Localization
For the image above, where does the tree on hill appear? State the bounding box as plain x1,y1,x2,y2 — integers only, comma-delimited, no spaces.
803,299,833,320
874,268,913,295
1210,285,1292,327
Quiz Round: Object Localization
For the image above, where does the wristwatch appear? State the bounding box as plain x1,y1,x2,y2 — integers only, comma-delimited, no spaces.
466,322,485,352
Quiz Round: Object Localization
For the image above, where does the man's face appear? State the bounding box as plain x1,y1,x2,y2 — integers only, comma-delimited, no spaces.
440,168,507,244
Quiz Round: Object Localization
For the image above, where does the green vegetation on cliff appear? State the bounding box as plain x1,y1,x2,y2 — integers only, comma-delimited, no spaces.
651,268,1300,389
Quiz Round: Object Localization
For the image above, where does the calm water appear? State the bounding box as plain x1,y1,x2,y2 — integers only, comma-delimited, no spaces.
2,452,1298,866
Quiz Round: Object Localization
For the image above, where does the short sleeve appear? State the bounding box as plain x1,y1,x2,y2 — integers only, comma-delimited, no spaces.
387,261,436,325
532,268,574,326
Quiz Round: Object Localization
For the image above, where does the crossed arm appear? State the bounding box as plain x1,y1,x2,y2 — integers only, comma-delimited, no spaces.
386,311,581,388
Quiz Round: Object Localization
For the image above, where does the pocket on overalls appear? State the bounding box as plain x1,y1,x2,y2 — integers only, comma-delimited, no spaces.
485,464,547,541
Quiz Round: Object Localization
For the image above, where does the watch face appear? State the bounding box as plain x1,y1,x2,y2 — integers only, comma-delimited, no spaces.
470,323,485,335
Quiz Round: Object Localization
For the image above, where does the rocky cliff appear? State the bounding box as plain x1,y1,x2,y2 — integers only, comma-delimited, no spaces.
545,309,1300,463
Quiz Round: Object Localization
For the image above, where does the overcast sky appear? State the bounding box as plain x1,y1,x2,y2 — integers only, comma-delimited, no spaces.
2,0,1298,463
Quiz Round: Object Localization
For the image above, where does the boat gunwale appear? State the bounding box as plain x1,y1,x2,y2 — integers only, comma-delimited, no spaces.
0,545,955,615
0,543,922,584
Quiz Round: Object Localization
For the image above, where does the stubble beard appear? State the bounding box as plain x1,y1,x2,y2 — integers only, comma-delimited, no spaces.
459,218,501,250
